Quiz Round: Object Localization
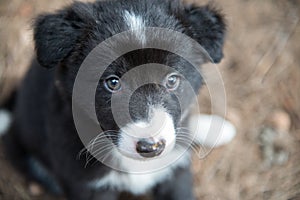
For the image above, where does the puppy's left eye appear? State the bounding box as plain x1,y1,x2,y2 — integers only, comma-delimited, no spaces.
165,74,181,90
104,75,122,92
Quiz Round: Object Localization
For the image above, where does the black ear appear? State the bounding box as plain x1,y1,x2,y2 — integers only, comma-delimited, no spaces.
33,3,92,68
34,12,79,68
182,4,226,63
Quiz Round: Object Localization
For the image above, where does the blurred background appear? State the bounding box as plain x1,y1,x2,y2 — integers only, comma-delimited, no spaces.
0,0,299,199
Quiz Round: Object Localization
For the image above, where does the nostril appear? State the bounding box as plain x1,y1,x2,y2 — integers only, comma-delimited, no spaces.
136,139,166,158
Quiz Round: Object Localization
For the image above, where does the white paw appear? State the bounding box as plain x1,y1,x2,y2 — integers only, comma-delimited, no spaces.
0,110,12,136
188,114,236,148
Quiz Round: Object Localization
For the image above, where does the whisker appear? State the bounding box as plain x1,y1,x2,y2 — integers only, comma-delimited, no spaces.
85,143,115,167
79,130,119,164
175,127,191,131
176,136,205,149
94,143,122,165
176,139,199,153
89,142,115,155
175,133,208,155
89,148,115,167
83,130,119,151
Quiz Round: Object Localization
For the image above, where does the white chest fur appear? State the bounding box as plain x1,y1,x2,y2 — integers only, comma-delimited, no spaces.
90,153,190,195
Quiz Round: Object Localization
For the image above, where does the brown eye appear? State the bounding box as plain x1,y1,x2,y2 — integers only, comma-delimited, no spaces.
165,74,180,90
104,75,121,92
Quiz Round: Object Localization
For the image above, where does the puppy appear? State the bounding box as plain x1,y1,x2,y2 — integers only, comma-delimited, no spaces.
1,0,229,199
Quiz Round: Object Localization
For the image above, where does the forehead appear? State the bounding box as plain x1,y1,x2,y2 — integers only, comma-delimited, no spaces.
94,1,183,35
103,49,192,77
82,8,207,81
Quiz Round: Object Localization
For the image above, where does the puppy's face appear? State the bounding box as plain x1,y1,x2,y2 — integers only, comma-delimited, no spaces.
33,0,225,161
95,49,203,159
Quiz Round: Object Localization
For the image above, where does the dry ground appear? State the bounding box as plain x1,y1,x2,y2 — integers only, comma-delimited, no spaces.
0,0,300,199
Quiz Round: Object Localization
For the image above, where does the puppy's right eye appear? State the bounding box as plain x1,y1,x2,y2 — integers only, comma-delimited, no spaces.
104,75,122,92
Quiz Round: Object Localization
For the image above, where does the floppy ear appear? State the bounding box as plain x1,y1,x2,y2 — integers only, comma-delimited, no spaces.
33,3,92,68
34,13,78,68
181,4,226,63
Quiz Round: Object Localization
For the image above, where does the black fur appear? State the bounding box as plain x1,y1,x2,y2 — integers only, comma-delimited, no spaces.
3,0,226,199
182,5,226,63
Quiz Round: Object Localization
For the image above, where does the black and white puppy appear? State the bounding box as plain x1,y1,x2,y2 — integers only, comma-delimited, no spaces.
1,0,230,199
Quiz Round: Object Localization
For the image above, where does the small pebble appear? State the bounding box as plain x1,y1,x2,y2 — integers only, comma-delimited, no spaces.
28,182,44,196
267,110,291,133
259,127,290,169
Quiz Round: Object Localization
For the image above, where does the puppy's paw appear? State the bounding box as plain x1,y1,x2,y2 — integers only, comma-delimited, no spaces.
0,110,12,137
188,114,236,148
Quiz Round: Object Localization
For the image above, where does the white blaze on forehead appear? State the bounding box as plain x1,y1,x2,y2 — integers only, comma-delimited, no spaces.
118,107,176,159
124,10,146,45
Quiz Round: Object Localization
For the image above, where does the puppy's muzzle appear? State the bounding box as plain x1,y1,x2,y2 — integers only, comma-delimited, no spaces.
136,139,166,158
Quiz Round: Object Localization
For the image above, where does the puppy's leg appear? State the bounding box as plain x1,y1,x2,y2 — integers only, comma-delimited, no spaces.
92,189,119,200
189,114,236,148
2,122,62,195
66,184,119,200
2,124,29,173
152,165,195,200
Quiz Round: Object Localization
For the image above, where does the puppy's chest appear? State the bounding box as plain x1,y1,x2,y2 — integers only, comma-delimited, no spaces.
90,169,172,195
89,151,191,194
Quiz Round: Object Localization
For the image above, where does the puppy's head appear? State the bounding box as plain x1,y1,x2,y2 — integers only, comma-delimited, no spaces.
34,0,226,162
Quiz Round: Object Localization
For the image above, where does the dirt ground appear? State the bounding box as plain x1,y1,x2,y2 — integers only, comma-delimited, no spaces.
0,0,300,200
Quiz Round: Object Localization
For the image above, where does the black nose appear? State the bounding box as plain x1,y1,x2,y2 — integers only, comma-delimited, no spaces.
136,139,166,158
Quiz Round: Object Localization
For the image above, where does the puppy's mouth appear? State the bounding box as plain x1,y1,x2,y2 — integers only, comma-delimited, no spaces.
98,127,174,160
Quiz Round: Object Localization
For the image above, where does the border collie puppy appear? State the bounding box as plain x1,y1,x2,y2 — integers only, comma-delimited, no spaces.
1,0,229,199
